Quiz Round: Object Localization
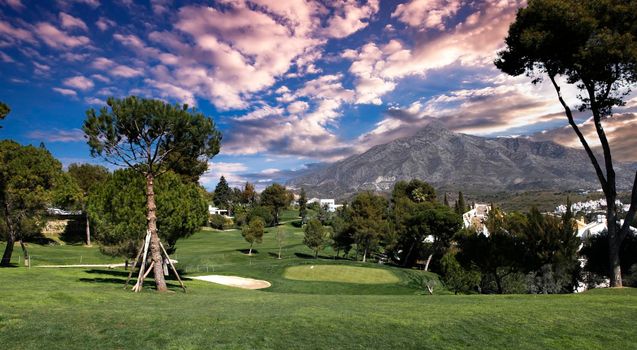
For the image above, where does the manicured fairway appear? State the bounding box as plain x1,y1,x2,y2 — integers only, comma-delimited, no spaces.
1,213,636,349
284,265,401,284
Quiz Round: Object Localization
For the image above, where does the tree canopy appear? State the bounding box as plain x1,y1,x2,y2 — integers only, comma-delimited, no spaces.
0,101,9,128
0,140,63,266
260,183,290,224
495,0,637,287
83,96,221,291
88,169,207,258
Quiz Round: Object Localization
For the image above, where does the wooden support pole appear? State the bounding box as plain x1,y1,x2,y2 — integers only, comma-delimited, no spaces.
124,241,145,289
160,241,186,293
133,261,155,293
132,231,152,292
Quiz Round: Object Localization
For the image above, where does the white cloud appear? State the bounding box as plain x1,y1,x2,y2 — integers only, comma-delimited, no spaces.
392,0,462,30
63,75,94,90
53,87,77,96
322,0,380,39
27,128,85,142
110,65,143,78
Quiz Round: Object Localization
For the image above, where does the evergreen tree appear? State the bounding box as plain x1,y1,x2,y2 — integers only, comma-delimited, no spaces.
456,191,466,215
0,101,10,129
298,188,307,221
214,176,232,209
443,193,449,207
351,192,389,262
241,182,257,205
260,183,290,225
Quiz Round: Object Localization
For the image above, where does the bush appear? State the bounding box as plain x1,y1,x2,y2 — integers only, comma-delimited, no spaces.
248,206,275,227
209,214,227,230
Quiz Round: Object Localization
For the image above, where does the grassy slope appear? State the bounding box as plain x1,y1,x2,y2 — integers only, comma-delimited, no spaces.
1,209,636,349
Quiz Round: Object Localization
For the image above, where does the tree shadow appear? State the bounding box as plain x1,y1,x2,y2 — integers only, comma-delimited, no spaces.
80,268,187,289
236,248,259,255
59,217,86,244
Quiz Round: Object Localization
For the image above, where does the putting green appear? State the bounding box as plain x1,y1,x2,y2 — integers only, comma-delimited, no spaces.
283,265,401,284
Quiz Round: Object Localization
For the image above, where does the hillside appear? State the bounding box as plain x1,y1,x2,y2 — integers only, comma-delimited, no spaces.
288,122,635,199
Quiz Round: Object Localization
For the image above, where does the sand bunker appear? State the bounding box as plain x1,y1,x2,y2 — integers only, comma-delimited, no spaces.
191,275,271,289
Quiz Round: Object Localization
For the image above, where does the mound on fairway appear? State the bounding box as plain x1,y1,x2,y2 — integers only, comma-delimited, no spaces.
191,275,271,289
284,265,400,284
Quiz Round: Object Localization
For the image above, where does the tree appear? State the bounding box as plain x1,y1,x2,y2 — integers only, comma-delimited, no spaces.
443,193,450,207
331,207,355,258
214,176,232,210
67,163,110,246
83,96,221,291
241,182,257,205
0,101,9,129
304,218,328,258
441,251,481,294
260,183,290,225
454,191,466,215
0,141,63,266
275,225,286,259
298,188,307,221
88,169,207,259
242,217,264,255
247,206,275,227
351,192,389,262
495,0,637,287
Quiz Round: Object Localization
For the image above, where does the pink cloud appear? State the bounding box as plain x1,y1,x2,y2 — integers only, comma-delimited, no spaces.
60,12,88,31
323,0,380,38
35,22,90,48
63,75,94,90
52,87,78,96
392,0,462,30
95,17,115,31
110,65,143,78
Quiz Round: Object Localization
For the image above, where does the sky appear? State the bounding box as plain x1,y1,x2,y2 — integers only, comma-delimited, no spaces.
1,0,636,191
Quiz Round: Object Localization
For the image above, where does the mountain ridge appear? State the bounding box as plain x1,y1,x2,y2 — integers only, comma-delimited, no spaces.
287,122,635,199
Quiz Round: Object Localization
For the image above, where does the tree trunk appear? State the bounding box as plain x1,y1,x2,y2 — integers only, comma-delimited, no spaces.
424,254,433,272
403,239,417,267
362,247,367,263
495,274,503,294
1,202,16,267
249,243,253,256
607,201,623,287
19,239,29,267
278,245,282,259
145,173,167,292
315,250,318,259
85,208,91,246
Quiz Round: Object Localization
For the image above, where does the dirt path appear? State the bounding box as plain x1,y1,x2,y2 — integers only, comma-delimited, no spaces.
190,275,271,289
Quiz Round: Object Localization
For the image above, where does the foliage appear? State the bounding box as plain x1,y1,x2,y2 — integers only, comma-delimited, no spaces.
275,225,286,259
51,172,83,210
213,176,232,209
260,183,290,224
209,214,227,230
298,188,307,222
0,101,10,128
87,169,207,258
248,205,275,227
241,181,257,205
454,191,467,215
304,218,329,258
241,217,264,255
330,206,355,258
0,140,63,266
581,230,637,287
441,251,481,294
350,192,389,262
67,163,110,195
496,0,637,287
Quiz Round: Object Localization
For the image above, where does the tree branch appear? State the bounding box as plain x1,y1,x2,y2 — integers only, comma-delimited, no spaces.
548,74,608,191
585,80,616,195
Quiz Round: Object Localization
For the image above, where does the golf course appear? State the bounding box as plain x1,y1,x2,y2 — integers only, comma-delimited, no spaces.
1,211,636,349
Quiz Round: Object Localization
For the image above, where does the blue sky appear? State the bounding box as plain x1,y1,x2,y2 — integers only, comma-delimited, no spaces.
1,0,636,190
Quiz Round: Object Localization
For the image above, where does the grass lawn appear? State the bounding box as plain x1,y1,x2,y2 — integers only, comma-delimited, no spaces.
1,216,637,349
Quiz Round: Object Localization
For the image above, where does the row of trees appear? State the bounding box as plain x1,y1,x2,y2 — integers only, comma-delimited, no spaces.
299,179,636,294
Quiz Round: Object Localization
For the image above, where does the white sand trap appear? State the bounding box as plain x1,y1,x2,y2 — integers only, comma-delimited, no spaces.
191,275,271,289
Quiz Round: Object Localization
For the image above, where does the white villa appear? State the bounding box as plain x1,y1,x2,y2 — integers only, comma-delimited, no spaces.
462,203,491,236
208,205,228,216
308,198,343,212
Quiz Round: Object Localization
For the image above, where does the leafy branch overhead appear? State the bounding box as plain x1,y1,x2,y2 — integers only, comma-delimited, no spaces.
83,96,222,178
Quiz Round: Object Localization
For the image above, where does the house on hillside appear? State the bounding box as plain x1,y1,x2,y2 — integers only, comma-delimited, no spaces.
462,203,491,236
308,198,342,212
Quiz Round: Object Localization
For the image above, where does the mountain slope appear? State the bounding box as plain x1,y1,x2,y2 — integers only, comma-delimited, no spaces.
288,122,635,198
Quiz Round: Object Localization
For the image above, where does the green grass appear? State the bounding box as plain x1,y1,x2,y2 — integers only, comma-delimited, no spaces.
1,219,637,349
284,265,401,284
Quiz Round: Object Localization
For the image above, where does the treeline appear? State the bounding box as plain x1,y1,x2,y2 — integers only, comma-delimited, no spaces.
302,180,637,294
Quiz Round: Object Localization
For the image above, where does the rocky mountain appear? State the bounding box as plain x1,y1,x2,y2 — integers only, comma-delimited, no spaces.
287,122,635,199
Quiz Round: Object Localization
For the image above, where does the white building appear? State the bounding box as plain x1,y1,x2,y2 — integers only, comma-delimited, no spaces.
208,205,228,216
307,198,342,212
462,203,491,236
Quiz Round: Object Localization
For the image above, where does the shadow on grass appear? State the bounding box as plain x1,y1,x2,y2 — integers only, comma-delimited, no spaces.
80,268,187,290
294,252,340,260
236,248,259,255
